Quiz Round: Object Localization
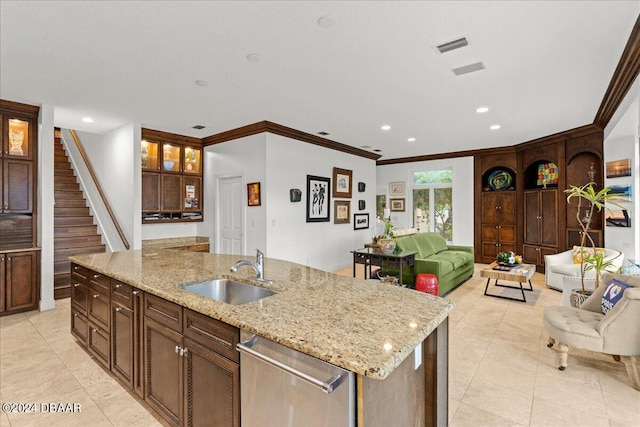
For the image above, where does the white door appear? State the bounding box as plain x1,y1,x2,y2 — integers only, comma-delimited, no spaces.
219,176,243,255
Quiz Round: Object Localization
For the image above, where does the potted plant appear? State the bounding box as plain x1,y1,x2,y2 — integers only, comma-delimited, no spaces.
564,181,621,305
584,250,616,289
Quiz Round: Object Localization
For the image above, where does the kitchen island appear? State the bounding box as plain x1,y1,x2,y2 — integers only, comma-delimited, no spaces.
69,249,454,427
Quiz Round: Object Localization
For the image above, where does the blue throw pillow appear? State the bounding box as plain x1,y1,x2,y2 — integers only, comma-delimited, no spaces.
601,279,631,314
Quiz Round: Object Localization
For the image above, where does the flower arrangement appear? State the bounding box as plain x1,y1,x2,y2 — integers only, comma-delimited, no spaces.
497,251,523,265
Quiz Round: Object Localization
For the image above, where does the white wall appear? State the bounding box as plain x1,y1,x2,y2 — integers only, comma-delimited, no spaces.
203,134,267,254
264,134,377,271
375,157,475,246
38,105,55,311
604,93,639,261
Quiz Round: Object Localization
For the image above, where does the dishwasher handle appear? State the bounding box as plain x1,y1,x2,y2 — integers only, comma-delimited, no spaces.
237,339,345,394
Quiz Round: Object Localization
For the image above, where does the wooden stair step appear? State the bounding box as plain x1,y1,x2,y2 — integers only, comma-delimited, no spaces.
55,182,82,191
54,175,78,183
53,169,75,176
54,198,87,207
54,206,90,216
54,189,84,199
55,224,98,235
54,260,71,274
54,245,106,261
54,216,94,226
55,235,103,247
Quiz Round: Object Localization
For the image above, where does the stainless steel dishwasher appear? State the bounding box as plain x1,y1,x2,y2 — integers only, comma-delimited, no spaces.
237,331,355,427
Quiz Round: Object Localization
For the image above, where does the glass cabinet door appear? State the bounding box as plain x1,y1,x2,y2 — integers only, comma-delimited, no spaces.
5,117,31,159
162,143,181,173
141,140,159,170
183,147,201,174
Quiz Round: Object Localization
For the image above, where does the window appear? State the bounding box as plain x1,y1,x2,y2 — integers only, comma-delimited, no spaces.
376,195,386,219
412,169,452,241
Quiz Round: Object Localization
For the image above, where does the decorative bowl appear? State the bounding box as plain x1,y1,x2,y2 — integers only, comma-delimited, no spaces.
163,161,175,170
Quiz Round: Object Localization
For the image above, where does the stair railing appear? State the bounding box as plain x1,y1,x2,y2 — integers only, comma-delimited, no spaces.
68,129,130,250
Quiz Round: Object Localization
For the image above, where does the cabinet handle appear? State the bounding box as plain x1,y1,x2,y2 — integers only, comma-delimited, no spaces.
93,274,100,279
115,307,121,312
132,290,138,295
7,257,10,261
114,283,121,289
73,313,78,317
74,266,80,270
93,294,99,298
175,345,180,354
495,226,498,229
180,347,188,357
74,283,80,287
92,328,98,333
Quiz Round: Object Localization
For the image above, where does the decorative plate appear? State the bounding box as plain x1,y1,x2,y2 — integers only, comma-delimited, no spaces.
487,170,513,191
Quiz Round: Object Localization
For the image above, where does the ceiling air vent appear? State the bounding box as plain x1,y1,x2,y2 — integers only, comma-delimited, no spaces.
192,125,206,130
436,37,468,54
452,61,485,76
317,131,329,136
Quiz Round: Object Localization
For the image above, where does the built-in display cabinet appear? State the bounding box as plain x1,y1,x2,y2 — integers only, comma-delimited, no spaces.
141,129,203,223
474,125,604,272
0,100,39,316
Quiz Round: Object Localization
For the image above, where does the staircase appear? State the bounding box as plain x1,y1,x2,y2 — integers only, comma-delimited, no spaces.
54,136,105,299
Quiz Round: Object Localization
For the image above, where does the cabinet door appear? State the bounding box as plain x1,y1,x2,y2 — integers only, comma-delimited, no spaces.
182,146,201,175
0,254,5,313
112,301,134,388
5,251,37,312
71,308,89,346
481,192,500,223
499,225,516,244
540,190,558,247
88,321,111,368
161,174,182,212
183,176,201,212
161,143,181,173
71,281,89,314
88,289,110,331
500,192,516,224
141,140,159,171
142,172,161,212
133,290,144,398
144,317,183,427
4,117,32,159
183,338,239,427
482,242,500,261
524,191,540,245
522,244,540,266
3,159,32,213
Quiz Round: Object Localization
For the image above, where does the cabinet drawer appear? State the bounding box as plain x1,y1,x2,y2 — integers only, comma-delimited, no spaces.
88,321,110,369
89,271,110,294
71,308,88,346
71,264,89,284
144,293,183,333
184,309,239,363
186,244,209,253
111,280,133,309
71,281,89,314
88,289,110,331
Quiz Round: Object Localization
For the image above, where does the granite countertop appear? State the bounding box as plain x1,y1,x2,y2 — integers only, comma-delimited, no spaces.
69,249,454,380
141,236,209,249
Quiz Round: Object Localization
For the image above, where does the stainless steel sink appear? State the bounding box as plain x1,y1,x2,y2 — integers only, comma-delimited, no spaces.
182,279,277,305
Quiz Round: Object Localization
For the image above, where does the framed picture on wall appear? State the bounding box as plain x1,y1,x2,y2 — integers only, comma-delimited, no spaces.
389,181,405,196
354,213,369,230
332,167,353,198
306,175,331,222
247,182,261,206
606,159,632,178
390,198,405,212
334,200,351,224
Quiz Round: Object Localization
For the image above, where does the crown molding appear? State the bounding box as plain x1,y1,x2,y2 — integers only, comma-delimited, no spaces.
142,128,202,146
0,99,40,118
202,120,382,161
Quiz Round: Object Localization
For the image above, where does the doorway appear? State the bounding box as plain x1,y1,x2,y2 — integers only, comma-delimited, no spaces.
218,176,243,255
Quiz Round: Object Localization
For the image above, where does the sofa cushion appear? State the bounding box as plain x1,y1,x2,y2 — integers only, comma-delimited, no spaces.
440,250,473,269
410,234,436,258
572,246,605,264
426,253,455,276
426,233,449,254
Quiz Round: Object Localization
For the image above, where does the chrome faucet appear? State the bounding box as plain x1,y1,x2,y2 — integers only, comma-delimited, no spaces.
230,249,273,283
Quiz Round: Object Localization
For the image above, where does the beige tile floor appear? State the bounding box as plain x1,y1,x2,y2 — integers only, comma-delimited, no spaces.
0,264,638,426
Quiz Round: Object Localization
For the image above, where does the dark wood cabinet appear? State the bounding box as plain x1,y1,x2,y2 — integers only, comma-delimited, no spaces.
112,300,134,388
523,189,558,269
480,191,516,263
141,128,203,224
2,159,32,213
1,250,39,315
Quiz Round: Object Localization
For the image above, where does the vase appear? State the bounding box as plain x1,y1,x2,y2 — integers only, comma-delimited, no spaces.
569,289,592,308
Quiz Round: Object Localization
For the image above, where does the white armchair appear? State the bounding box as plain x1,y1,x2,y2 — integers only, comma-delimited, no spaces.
544,248,624,290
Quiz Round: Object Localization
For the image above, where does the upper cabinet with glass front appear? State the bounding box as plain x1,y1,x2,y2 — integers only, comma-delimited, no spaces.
141,140,159,171
161,143,181,173
2,115,33,159
183,146,201,174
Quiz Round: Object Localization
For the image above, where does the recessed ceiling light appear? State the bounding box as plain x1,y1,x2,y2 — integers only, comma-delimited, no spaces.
317,15,335,28
407,137,416,142
361,145,372,149
195,80,208,87
490,124,501,130
81,117,94,123
381,125,391,131
246,53,261,62
476,107,489,113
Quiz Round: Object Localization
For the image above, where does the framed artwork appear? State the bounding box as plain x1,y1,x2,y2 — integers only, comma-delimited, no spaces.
247,182,261,206
610,184,632,201
334,200,351,224
389,181,405,196
306,175,331,222
390,198,405,212
354,213,369,230
606,159,631,178
332,167,353,198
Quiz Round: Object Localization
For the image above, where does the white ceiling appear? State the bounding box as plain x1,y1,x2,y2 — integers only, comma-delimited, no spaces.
1,1,638,160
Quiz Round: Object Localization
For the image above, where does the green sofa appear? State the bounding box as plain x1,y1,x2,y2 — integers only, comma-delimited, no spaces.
385,232,474,295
